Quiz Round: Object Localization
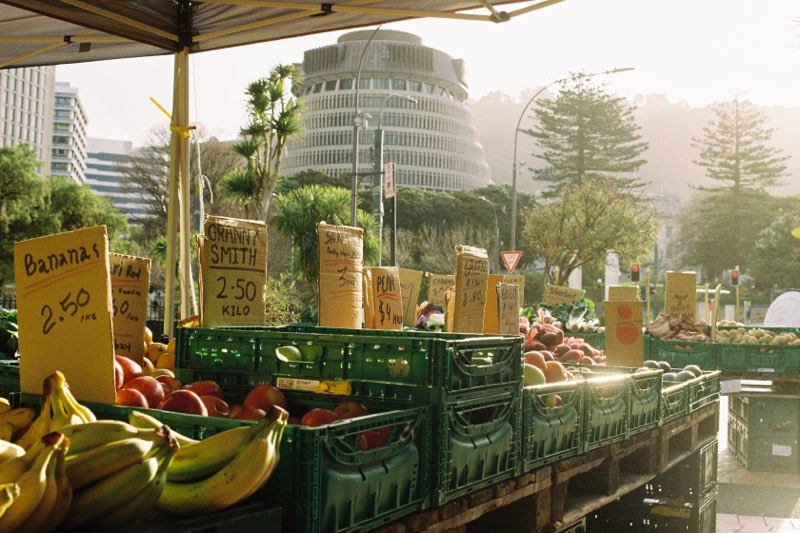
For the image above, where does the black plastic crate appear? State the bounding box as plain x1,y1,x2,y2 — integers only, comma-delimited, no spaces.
644,438,717,505
521,379,583,473
0,359,19,397
431,388,521,506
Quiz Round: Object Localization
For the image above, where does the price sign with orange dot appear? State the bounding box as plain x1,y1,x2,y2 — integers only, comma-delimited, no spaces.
604,299,644,367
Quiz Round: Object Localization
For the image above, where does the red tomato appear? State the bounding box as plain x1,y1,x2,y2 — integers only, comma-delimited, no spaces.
334,401,370,420
356,426,391,451
299,408,339,427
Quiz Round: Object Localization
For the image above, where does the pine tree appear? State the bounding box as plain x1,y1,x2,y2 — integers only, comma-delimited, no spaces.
691,98,789,192
524,76,648,197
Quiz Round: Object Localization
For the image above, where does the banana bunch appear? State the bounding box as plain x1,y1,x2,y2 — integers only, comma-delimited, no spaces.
15,371,95,450
62,422,179,530
0,431,70,531
156,405,288,516
0,396,36,442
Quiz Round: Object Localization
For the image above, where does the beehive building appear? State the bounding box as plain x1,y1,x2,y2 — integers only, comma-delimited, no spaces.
282,30,491,192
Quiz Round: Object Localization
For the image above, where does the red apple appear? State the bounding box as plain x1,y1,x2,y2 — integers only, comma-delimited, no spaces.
236,407,266,421
201,395,230,418
124,376,165,409
113,359,125,390
155,375,183,396
116,387,148,408
228,403,243,419
243,384,287,413
183,380,224,399
115,355,143,384
523,351,547,374
158,389,208,416
300,408,339,427
334,401,370,420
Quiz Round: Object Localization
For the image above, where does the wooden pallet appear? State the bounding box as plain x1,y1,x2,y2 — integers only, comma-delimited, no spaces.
377,401,720,533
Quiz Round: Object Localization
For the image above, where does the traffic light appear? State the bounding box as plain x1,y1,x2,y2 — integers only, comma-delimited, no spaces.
630,264,640,283
731,269,739,286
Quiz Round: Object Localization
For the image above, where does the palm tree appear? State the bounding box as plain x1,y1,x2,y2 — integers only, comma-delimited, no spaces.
220,64,303,221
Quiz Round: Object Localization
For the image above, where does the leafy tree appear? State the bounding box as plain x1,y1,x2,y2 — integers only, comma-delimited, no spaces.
524,76,648,196
220,65,303,220
277,169,344,193
691,98,789,192
674,190,782,284
395,223,493,275
751,199,800,292
522,181,659,286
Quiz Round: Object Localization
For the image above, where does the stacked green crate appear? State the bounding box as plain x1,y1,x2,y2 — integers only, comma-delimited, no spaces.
644,439,718,505
521,380,583,472
727,393,800,473
650,338,717,370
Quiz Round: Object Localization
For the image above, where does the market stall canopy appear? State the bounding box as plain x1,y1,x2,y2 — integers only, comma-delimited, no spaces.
0,0,562,68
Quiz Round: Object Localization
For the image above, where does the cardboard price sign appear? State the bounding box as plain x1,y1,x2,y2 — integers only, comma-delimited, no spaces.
452,245,489,333
497,283,520,335
543,284,585,305
317,223,363,328
109,253,151,363
426,274,454,308
364,267,403,330
199,216,267,327
608,286,639,302
14,226,116,404
398,268,423,327
604,299,644,367
665,271,697,319
483,274,525,333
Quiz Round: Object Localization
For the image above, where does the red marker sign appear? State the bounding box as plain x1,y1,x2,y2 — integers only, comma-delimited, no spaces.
500,251,523,273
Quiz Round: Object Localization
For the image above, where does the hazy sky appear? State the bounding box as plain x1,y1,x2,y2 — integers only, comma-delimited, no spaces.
57,0,799,147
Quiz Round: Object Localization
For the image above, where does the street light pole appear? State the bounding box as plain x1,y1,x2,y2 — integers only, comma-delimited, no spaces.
478,196,499,273
375,94,417,266
510,67,635,250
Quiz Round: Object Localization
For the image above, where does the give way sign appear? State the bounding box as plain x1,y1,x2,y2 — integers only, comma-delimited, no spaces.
500,251,523,273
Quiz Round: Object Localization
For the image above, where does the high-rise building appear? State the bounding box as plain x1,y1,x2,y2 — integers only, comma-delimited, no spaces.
51,81,88,185
0,66,55,175
85,137,150,223
282,30,491,192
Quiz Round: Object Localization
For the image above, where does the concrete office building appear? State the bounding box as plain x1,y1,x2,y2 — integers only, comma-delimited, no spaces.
50,81,88,185
0,66,55,175
282,30,491,192
85,137,150,223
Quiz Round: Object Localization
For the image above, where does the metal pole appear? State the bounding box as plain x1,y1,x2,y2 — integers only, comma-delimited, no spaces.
373,127,384,265
510,67,634,251
479,196,499,273
351,25,382,227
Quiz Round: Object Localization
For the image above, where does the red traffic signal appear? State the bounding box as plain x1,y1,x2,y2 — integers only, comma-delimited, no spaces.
731,269,739,286
630,264,640,283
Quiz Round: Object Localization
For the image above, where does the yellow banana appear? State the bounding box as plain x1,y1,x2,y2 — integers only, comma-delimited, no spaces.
0,438,45,484
0,407,36,432
0,423,13,442
14,395,54,451
0,482,20,516
50,371,96,423
37,435,72,533
47,392,81,433
0,432,61,531
65,436,157,490
0,397,12,415
157,408,287,516
0,439,24,462
17,436,65,532
129,410,198,446
167,424,257,482
59,419,147,456
64,430,178,529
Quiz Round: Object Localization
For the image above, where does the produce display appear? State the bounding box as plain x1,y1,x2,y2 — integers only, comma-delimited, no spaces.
647,313,710,342
714,327,800,346
0,309,17,360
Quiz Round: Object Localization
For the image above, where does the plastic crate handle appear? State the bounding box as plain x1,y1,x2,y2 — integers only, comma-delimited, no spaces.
321,409,424,466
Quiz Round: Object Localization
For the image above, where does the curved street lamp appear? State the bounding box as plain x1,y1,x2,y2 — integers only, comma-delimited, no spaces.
478,196,500,273
509,67,635,250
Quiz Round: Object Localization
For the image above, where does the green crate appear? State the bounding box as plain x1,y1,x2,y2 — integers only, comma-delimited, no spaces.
432,388,521,506
124,501,282,532
643,490,717,533
660,381,690,425
717,343,800,375
0,359,19,397
644,438,717,505
176,325,523,403
650,338,717,370
735,394,800,435
687,370,720,412
521,379,583,473
732,420,800,474
557,516,587,533
587,366,662,436
581,371,629,451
